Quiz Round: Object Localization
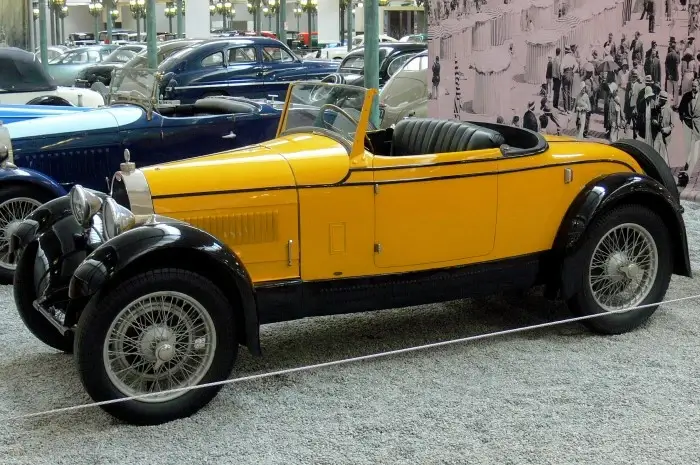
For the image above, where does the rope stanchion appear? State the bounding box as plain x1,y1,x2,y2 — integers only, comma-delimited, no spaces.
4,292,700,422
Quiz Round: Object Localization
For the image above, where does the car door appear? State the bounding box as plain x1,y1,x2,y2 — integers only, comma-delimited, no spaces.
157,112,242,162
179,48,264,101
372,147,499,269
222,45,266,99
259,44,305,99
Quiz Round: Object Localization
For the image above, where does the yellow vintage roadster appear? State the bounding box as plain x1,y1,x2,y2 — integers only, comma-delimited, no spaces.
9,81,691,425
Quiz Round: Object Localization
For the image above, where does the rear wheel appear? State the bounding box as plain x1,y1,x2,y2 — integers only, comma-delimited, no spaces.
565,204,673,334
0,185,52,282
74,268,238,425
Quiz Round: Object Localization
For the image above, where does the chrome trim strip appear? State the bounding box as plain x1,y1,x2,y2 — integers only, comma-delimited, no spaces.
112,168,155,215
172,80,296,91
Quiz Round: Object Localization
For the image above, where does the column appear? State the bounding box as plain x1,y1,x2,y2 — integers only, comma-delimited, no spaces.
317,0,339,41
184,0,210,38
355,5,365,33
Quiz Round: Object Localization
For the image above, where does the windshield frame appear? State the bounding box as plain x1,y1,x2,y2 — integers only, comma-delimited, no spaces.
106,68,162,115
276,81,377,159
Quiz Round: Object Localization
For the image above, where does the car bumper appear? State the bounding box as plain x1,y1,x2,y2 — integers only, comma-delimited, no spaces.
10,196,106,331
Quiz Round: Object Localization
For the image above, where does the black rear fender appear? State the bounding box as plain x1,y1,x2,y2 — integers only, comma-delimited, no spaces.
68,222,261,356
552,173,692,298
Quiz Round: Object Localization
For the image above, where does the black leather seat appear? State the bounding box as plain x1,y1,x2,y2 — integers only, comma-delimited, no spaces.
391,118,506,156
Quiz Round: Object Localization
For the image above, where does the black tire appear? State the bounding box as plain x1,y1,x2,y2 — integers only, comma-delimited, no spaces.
0,185,54,282
74,268,238,425
611,138,680,202
13,241,74,352
26,95,73,106
565,204,673,334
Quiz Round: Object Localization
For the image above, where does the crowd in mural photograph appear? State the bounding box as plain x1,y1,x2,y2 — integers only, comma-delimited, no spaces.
0,1,699,463
428,0,700,200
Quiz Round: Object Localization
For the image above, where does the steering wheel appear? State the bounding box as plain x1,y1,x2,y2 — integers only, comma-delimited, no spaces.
317,103,358,127
315,103,375,153
309,85,333,103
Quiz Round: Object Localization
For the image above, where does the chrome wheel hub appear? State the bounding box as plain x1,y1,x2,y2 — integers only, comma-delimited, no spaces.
588,223,658,312
0,197,43,271
155,343,175,363
103,291,217,403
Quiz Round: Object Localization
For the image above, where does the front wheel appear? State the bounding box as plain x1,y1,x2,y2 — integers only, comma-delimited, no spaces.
565,204,673,334
0,185,53,282
74,268,238,425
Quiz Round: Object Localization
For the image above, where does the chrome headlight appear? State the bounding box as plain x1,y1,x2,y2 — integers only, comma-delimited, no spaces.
102,197,135,240
69,185,102,228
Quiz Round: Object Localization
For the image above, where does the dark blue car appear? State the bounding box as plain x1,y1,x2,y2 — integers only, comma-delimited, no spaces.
0,68,285,280
159,37,340,103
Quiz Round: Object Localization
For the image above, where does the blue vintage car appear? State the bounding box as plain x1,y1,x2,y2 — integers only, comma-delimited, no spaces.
159,37,340,103
0,103,92,124
0,68,286,280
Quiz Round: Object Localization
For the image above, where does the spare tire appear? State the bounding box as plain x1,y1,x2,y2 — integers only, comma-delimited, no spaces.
26,95,73,106
321,73,345,84
610,138,680,202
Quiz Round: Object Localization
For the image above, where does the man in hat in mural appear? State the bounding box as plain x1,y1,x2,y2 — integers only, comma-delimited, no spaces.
687,35,696,55
615,33,629,68
575,84,591,139
609,93,623,142
604,32,617,58
552,47,562,110
666,40,680,108
431,55,441,100
652,90,674,164
645,40,658,64
647,0,656,33
678,79,700,186
632,31,645,63
523,101,539,132
560,45,578,113
626,70,645,138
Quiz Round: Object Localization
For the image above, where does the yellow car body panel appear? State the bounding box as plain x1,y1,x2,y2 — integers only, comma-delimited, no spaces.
142,125,644,284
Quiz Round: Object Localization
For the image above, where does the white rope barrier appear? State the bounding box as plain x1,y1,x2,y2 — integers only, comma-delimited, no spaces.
5,292,700,422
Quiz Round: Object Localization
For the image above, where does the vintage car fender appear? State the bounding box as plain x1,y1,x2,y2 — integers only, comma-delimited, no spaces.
553,172,692,299
0,165,68,198
67,221,261,355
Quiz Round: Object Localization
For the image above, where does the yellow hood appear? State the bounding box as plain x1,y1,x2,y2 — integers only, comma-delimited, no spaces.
142,133,351,198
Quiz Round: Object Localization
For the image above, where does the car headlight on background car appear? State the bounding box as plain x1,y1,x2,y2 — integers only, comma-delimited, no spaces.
69,185,103,228
102,196,136,240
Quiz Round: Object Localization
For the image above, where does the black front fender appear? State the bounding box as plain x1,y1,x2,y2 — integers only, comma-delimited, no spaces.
554,173,692,298
68,221,261,355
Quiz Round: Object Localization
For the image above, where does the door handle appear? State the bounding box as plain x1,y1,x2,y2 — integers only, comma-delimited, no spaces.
222,131,236,139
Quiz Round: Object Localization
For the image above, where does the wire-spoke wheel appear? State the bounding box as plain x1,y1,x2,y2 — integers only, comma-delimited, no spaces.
565,204,673,335
75,269,238,425
588,223,659,312
104,291,218,402
0,197,43,272
0,186,53,282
